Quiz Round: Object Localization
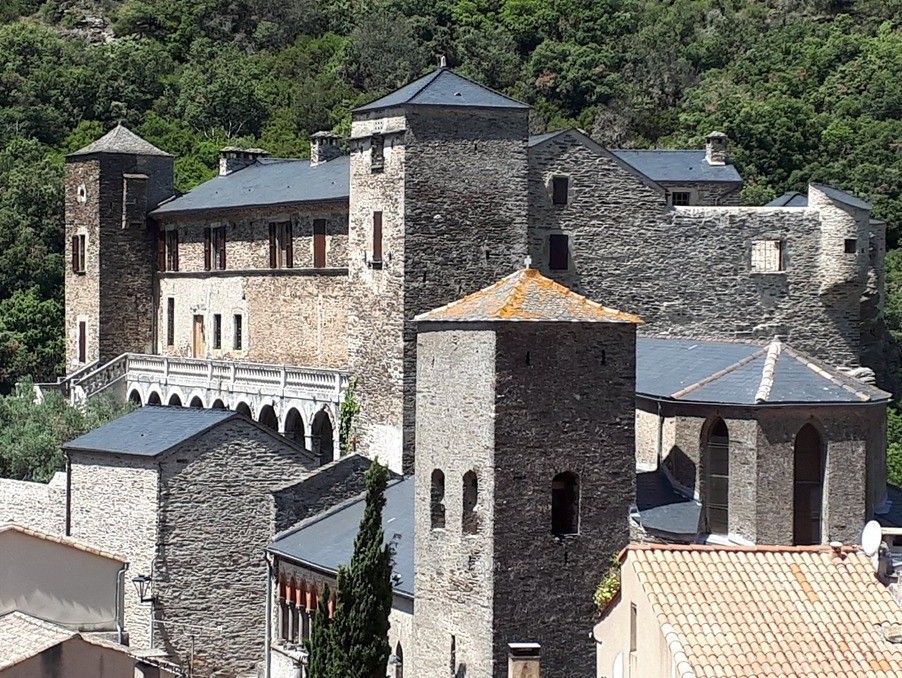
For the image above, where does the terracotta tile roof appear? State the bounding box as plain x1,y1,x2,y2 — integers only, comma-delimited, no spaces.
622,544,902,677
414,268,642,323
0,523,127,562
0,612,75,669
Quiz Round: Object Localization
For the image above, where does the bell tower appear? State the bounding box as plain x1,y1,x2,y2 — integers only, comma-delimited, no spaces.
412,268,640,677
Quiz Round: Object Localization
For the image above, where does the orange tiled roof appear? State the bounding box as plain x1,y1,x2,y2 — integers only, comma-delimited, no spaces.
624,544,902,678
414,268,642,323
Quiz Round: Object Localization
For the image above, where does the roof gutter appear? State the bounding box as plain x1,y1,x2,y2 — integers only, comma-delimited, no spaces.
150,197,350,221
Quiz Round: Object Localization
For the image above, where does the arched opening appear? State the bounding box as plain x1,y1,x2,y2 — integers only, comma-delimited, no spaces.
284,408,306,446
431,470,446,529
128,390,142,406
147,391,162,406
312,410,334,466
258,404,278,431
794,423,825,545
395,642,404,678
189,396,204,409
462,471,479,535
551,471,580,535
235,402,252,418
705,418,730,535
167,393,182,407
211,399,226,410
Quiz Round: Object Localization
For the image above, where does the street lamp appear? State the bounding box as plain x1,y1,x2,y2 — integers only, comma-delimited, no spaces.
132,574,155,603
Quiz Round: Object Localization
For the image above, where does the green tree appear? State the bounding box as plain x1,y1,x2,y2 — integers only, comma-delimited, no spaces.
305,582,335,677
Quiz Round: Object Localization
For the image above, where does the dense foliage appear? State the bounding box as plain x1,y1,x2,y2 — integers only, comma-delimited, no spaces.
305,461,394,677
0,383,134,481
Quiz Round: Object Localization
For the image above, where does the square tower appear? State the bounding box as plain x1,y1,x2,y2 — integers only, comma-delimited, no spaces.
347,67,531,472
412,268,640,678
65,125,174,370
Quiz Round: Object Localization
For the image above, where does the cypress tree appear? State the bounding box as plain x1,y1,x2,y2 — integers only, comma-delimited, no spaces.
330,460,394,678
305,582,334,678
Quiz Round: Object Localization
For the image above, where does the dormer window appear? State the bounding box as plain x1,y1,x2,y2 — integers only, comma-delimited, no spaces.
671,191,692,206
371,135,385,173
552,176,569,205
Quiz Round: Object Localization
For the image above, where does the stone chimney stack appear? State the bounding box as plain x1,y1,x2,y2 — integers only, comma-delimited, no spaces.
508,643,541,678
705,131,728,166
310,131,342,167
219,147,269,176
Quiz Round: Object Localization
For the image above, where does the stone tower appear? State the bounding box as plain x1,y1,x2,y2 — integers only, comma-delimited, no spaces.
412,268,640,678
65,125,174,370
347,67,531,472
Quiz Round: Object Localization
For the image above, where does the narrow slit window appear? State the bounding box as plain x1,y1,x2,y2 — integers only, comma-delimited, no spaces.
751,240,783,272
166,230,179,272
371,135,385,172
78,321,87,363
462,471,479,534
431,469,446,529
552,176,569,205
372,211,383,263
313,220,326,268
233,314,243,350
71,234,86,273
549,234,569,270
166,298,175,347
213,314,222,350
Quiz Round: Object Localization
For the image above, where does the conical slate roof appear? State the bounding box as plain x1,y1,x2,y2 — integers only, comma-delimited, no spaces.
415,268,642,323
354,67,529,113
69,124,171,158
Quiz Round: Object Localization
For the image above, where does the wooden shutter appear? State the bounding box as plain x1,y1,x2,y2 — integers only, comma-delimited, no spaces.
157,231,166,272
218,227,227,270
313,220,326,268
269,224,277,268
372,212,383,262
285,223,293,269
71,235,79,272
204,228,211,271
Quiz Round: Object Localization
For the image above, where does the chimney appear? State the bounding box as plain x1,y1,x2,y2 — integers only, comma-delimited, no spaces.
219,147,269,176
508,642,540,678
310,131,342,167
705,131,728,166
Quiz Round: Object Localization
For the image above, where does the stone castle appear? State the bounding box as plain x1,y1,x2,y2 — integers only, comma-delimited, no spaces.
15,65,893,676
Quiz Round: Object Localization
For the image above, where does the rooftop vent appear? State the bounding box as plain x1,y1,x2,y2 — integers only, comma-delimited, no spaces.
310,131,342,167
219,147,269,176
705,131,728,166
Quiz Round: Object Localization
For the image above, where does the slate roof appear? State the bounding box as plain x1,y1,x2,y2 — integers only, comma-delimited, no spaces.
620,544,902,678
0,612,76,670
609,149,742,184
633,470,701,540
268,477,415,597
64,406,237,457
636,337,890,405
415,268,643,323
0,523,126,562
152,156,350,216
69,124,171,158
354,67,529,113
766,185,872,210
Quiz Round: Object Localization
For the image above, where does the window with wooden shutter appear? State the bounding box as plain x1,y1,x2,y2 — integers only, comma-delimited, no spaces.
210,226,226,271
204,228,212,270
166,230,179,272
313,220,327,268
372,211,383,263
269,224,277,268
71,235,86,273
71,235,79,272
284,222,293,268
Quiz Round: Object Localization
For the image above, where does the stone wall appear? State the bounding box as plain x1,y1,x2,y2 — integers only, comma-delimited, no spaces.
67,452,160,650
0,472,66,534
155,419,313,676
528,133,864,368
491,322,635,678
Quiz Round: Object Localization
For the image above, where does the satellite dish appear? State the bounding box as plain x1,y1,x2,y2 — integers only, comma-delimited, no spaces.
862,520,883,557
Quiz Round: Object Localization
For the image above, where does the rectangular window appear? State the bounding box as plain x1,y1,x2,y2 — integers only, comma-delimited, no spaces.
233,314,243,350
205,227,227,270
165,230,179,271
78,321,87,363
751,240,783,273
313,220,327,268
166,298,175,347
372,211,383,263
671,191,692,206
845,238,857,254
552,176,569,205
630,603,637,652
371,135,384,172
71,234,86,273
269,222,293,268
548,233,569,270
213,314,222,350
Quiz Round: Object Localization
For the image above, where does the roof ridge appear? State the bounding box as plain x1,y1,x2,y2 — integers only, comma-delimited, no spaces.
431,68,528,108
623,543,859,556
0,522,128,562
405,68,446,105
754,338,782,403
670,346,767,399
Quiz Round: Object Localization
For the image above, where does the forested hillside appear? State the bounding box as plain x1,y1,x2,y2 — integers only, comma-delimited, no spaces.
0,0,900,395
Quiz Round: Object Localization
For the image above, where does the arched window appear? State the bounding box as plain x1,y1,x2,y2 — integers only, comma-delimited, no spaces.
312,410,334,466
551,472,580,535
128,390,142,406
794,423,824,545
462,471,478,534
431,470,446,529
395,642,404,678
258,404,278,431
706,418,729,535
